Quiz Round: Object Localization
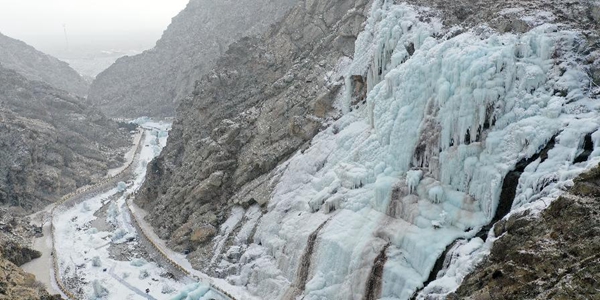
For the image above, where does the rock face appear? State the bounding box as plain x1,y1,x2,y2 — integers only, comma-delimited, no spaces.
135,0,600,299
0,33,89,97
0,208,61,300
88,0,299,118
450,165,600,300
0,66,129,211
136,0,369,258
0,257,60,300
405,0,600,34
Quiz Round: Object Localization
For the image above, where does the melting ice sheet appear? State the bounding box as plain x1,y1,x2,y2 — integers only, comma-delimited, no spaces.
221,1,600,299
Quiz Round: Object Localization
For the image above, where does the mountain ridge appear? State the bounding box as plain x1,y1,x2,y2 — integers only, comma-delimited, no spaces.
0,32,89,97
88,0,299,118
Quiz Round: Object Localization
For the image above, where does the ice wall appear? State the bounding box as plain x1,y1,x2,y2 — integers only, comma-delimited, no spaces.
215,2,599,299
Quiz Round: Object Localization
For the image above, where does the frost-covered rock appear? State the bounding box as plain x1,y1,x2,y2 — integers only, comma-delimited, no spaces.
448,170,600,299
91,256,102,267
130,258,148,267
91,280,109,299
116,181,127,192
172,283,211,300
106,202,119,226
110,229,127,242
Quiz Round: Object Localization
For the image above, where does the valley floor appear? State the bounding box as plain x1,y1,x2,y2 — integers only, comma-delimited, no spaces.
22,129,145,298
22,120,236,300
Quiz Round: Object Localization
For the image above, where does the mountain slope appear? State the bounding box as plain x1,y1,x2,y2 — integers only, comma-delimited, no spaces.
88,0,298,118
136,0,369,256
0,66,129,211
0,33,89,97
135,0,600,299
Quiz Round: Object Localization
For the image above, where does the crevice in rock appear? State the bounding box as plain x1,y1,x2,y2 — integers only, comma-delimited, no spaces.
284,218,330,299
425,240,460,285
410,240,460,300
496,134,557,228
573,132,594,164
363,243,391,300
415,135,559,298
474,134,558,241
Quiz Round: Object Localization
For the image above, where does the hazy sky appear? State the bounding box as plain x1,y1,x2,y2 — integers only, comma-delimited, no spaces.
0,0,189,56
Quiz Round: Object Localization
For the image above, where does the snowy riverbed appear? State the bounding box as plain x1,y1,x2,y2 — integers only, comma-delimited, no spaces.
51,119,199,300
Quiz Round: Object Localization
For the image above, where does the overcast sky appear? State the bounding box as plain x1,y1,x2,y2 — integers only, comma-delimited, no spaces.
0,0,189,56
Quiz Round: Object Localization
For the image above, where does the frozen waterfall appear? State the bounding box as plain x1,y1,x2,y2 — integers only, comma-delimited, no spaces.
214,2,600,299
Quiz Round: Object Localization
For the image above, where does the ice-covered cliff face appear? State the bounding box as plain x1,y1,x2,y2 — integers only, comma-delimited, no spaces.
0,33,89,97
188,2,598,299
136,0,599,299
88,0,298,118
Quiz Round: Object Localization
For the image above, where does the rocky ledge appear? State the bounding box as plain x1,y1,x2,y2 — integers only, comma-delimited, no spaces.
0,208,61,300
451,164,600,299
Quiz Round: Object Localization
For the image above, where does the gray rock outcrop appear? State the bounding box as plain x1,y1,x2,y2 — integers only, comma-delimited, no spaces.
0,33,89,97
0,66,129,212
0,208,61,299
88,0,299,118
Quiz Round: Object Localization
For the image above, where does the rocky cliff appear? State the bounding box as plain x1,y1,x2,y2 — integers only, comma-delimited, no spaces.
88,0,299,118
0,66,130,212
136,0,600,299
0,208,61,300
0,33,89,97
450,164,600,300
0,257,60,300
136,0,369,254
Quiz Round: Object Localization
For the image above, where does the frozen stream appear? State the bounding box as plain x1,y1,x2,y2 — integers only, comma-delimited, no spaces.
23,125,145,297
49,119,224,300
53,120,181,299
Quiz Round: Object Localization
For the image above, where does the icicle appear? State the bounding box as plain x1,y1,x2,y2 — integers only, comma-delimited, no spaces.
428,186,445,204
343,76,353,114
406,170,423,194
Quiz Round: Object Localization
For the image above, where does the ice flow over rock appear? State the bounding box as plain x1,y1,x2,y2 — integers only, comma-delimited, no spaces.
207,2,599,299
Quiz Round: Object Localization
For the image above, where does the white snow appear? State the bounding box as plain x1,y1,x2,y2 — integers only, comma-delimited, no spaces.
52,120,192,300
128,198,260,300
210,2,599,299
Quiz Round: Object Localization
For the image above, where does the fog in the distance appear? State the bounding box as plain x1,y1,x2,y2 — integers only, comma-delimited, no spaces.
0,0,189,77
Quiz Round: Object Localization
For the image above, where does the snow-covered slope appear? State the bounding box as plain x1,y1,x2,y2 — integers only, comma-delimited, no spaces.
135,0,600,299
